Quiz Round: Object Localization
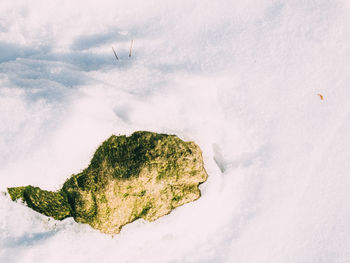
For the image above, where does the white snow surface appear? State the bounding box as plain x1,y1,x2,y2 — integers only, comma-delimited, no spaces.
1,0,350,262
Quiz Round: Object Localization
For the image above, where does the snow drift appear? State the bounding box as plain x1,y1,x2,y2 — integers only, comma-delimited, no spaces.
0,0,350,262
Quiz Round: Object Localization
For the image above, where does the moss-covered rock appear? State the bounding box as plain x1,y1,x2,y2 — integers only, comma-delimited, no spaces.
7,131,208,234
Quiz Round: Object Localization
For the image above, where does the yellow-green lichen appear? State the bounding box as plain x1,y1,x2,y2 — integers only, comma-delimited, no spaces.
7,131,208,234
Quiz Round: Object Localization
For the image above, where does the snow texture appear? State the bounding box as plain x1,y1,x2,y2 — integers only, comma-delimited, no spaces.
0,0,350,262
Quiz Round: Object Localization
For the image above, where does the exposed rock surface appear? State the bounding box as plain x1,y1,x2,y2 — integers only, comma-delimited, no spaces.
7,131,208,234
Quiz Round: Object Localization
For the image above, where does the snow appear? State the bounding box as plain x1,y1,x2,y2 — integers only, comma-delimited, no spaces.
1,0,350,262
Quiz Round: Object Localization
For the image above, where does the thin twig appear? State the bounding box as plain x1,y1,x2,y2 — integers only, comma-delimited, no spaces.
112,46,119,60
129,40,134,58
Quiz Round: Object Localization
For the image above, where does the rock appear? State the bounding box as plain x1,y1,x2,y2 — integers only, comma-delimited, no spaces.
7,131,208,234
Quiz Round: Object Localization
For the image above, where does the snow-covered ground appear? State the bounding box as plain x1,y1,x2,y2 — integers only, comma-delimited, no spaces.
1,0,350,262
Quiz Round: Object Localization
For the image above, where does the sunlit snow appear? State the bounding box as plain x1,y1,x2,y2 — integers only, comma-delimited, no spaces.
1,0,350,262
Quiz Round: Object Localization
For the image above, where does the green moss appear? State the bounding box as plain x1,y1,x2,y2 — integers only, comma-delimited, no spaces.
139,204,152,218
7,186,26,201
89,132,163,180
8,186,71,220
172,195,181,202
133,203,152,219
100,195,107,203
139,190,146,197
7,131,208,234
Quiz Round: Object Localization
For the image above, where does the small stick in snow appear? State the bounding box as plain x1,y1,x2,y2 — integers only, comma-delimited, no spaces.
317,93,324,100
112,46,119,61
129,40,134,57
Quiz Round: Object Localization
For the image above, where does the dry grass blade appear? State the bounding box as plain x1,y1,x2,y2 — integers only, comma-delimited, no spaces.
112,46,119,60
129,40,134,57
